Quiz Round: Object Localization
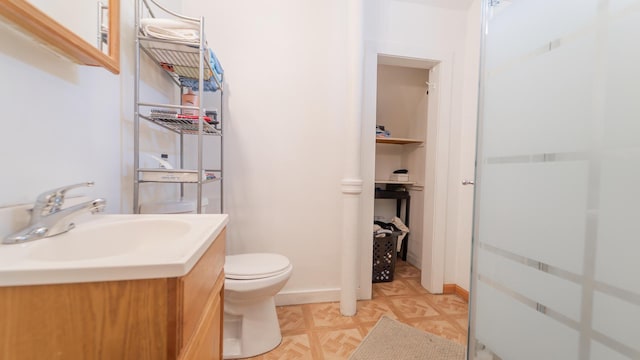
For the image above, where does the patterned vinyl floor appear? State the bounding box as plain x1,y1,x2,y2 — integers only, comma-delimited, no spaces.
245,260,469,360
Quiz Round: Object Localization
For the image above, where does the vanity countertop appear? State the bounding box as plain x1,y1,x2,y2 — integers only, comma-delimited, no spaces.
0,214,228,287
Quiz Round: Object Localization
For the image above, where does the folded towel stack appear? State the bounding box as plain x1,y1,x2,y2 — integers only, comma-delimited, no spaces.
140,18,200,44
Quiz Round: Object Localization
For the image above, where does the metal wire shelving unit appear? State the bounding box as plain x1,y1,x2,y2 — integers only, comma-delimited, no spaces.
134,0,224,214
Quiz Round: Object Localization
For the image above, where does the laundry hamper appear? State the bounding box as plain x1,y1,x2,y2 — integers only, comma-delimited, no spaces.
372,233,398,283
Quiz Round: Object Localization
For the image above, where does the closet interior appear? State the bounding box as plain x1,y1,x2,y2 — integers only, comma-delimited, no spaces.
373,55,430,282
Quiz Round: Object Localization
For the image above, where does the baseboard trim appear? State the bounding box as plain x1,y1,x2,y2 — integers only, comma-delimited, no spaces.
405,253,422,270
275,288,341,306
443,283,469,302
276,285,468,306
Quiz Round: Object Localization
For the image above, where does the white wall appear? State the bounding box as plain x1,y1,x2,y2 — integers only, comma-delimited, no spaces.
0,21,122,211
183,0,349,303
375,65,428,140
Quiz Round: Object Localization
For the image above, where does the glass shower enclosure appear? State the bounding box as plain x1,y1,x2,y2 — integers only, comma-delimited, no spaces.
469,0,640,359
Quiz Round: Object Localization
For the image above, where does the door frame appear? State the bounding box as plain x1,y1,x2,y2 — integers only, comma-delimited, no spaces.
359,51,453,296
420,60,449,293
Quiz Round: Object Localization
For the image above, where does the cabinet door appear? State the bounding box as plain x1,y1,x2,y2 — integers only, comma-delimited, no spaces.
0,279,172,360
179,286,222,360
180,229,226,348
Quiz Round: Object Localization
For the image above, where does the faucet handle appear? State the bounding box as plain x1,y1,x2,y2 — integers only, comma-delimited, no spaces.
34,181,95,214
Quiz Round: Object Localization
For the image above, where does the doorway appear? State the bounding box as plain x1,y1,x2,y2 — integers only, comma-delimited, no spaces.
360,52,452,298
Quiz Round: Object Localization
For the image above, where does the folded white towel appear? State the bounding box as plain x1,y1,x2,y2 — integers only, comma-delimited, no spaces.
140,18,200,43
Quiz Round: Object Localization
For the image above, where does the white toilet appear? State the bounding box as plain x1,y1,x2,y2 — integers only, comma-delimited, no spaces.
140,201,292,359
139,199,208,215
223,253,293,359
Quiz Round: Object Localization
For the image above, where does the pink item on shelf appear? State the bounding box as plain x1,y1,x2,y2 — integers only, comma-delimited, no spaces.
181,89,199,115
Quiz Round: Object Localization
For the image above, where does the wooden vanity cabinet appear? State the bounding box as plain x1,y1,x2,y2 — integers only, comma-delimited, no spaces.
0,229,226,360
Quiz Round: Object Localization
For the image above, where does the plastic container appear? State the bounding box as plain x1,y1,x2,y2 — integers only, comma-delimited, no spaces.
139,198,209,214
181,89,199,115
390,173,409,182
372,233,398,283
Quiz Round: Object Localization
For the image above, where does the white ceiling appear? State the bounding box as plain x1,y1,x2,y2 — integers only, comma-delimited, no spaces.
396,0,475,10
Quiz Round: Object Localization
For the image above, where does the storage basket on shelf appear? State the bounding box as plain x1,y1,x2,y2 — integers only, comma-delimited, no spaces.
372,232,399,283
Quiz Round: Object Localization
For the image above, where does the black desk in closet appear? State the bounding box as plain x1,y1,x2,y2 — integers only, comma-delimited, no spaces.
375,188,410,261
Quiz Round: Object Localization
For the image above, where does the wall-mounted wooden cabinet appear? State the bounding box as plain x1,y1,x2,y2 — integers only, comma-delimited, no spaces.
0,0,120,74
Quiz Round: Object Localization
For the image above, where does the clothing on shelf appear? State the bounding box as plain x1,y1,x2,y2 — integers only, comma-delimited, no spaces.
373,218,409,251
179,49,224,91
374,220,400,232
376,124,391,138
373,223,393,238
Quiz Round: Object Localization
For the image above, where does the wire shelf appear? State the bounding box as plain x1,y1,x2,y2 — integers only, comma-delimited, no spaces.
139,37,214,80
138,168,222,183
135,0,225,213
140,114,220,135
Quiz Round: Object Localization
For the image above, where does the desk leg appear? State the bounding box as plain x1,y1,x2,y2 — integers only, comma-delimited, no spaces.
402,197,410,261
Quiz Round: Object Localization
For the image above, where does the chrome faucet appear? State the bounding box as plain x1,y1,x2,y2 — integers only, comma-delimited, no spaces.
3,182,107,244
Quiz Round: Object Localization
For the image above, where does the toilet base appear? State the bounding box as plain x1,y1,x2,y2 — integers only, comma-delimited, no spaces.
223,297,283,359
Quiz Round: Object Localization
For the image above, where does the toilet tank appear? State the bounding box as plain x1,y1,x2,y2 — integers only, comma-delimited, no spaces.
139,199,209,214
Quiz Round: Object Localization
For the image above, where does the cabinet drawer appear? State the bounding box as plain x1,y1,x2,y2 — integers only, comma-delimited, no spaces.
180,229,226,348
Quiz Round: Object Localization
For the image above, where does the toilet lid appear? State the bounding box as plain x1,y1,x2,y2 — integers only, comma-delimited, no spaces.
225,253,291,280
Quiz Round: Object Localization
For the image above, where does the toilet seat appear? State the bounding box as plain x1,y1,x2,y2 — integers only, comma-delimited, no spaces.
225,253,291,280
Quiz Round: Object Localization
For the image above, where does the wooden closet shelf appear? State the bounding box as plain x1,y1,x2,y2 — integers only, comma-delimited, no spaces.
375,137,423,145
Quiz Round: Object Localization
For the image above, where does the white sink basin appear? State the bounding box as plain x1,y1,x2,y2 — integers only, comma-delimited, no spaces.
0,214,228,286
29,218,192,261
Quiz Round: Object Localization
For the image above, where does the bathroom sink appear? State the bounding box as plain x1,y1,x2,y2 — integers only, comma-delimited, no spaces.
29,218,192,261
0,213,229,286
